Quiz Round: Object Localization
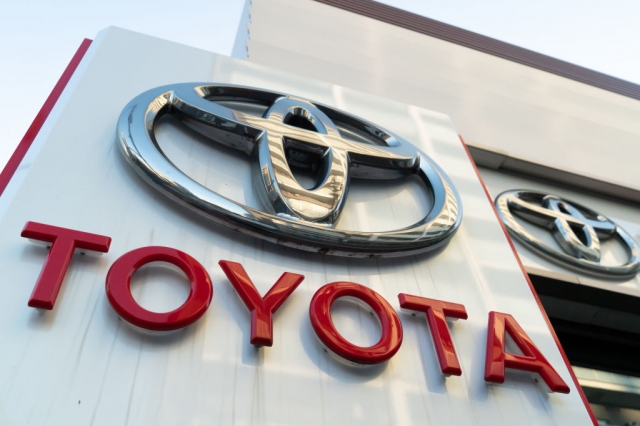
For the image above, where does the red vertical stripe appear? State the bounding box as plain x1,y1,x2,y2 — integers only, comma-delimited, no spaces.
0,38,93,197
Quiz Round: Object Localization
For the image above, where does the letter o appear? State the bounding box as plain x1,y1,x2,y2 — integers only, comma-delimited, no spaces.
309,282,403,364
106,246,213,331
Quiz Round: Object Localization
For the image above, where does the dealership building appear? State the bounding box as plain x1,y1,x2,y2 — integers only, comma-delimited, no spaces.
0,0,638,425
241,1,640,424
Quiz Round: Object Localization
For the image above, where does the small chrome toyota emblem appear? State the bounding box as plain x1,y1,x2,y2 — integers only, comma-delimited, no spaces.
117,84,462,257
495,190,640,279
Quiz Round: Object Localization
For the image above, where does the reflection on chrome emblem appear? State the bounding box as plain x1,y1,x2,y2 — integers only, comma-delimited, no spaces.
495,190,640,279
117,84,461,257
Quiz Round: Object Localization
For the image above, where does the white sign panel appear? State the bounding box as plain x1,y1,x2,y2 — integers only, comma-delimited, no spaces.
0,27,594,425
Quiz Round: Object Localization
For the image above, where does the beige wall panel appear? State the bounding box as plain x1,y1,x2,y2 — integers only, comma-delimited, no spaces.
248,0,640,191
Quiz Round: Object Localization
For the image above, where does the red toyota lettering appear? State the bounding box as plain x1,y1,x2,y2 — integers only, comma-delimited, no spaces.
484,311,570,393
398,293,467,376
219,260,304,346
105,246,213,331
22,221,111,309
309,282,403,365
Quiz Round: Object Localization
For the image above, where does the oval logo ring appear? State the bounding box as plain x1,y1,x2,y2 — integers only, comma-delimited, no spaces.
117,83,462,257
495,190,640,279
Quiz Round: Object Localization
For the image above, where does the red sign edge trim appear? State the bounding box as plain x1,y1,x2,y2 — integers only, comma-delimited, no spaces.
459,136,598,424
0,38,93,197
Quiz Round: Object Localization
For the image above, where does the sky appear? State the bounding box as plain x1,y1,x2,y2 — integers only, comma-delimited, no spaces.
0,0,246,172
379,0,640,83
1,0,638,172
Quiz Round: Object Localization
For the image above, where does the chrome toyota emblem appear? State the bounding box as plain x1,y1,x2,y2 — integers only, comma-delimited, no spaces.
495,190,640,279
117,84,462,257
